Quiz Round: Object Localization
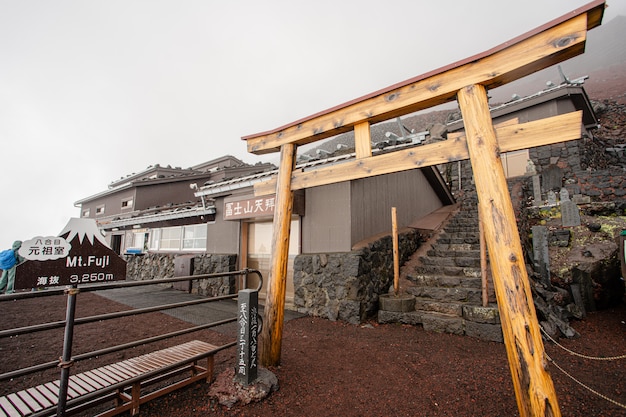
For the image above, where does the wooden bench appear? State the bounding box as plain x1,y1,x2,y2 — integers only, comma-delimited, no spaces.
0,340,218,417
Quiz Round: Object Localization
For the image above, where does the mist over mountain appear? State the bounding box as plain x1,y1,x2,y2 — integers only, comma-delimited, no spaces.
490,15,626,104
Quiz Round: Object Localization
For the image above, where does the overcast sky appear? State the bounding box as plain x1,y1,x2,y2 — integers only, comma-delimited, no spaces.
1,0,624,249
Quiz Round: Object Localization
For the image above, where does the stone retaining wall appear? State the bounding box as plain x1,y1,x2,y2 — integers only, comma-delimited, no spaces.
577,167,626,201
293,229,422,324
446,139,626,206
124,252,237,297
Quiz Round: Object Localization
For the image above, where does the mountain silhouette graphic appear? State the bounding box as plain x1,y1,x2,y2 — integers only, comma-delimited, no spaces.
15,218,126,290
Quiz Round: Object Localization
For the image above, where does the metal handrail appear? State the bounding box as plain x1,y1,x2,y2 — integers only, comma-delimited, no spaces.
0,293,238,338
0,269,263,338
0,316,240,381
0,269,257,301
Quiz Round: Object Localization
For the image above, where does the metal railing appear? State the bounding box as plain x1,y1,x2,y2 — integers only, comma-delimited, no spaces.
0,268,263,416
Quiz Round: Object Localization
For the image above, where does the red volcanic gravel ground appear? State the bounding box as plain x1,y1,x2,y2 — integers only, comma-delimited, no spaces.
1,292,625,417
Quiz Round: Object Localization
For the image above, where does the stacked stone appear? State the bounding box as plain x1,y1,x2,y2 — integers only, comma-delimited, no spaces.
124,252,237,296
293,230,421,324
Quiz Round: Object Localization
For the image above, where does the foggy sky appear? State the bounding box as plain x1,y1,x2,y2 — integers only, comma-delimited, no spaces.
1,0,624,249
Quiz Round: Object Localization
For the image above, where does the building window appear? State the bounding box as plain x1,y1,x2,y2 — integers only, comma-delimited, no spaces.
121,198,134,210
132,232,148,251
148,225,207,251
95,205,105,215
182,224,207,249
160,227,182,250
149,228,161,250
82,209,90,217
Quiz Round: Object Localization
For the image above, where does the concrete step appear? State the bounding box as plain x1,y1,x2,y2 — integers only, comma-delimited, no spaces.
414,298,463,316
426,248,481,258
443,225,479,233
377,309,503,342
415,297,500,324
407,274,483,289
413,264,482,278
451,211,478,218
435,234,480,245
418,256,457,267
437,231,479,239
447,213,478,221
406,285,483,304
420,255,481,268
421,311,465,336
378,297,500,324
430,243,481,252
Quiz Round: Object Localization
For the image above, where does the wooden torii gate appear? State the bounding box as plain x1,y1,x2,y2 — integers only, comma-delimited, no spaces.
242,1,605,416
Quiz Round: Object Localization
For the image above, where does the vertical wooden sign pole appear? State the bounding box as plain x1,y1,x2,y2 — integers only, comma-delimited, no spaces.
458,84,560,417
391,207,399,296
479,214,488,307
259,143,296,367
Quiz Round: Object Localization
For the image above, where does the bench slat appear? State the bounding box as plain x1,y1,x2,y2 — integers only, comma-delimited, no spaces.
15,392,42,414
72,373,104,392
134,355,174,369
108,362,146,378
50,381,79,400
25,388,53,410
116,360,153,375
152,351,185,364
122,355,159,372
69,375,97,394
105,362,139,379
6,394,31,416
126,356,164,371
32,384,57,406
0,396,21,417
155,349,187,361
82,370,113,389
90,367,125,385
66,378,90,396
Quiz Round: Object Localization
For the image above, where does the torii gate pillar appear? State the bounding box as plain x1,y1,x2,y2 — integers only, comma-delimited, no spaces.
259,143,296,366
458,84,560,416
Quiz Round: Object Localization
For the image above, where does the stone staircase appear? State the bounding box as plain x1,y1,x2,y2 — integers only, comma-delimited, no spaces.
378,200,504,342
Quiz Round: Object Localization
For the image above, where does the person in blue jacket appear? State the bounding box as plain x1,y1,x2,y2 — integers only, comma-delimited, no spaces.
0,240,24,294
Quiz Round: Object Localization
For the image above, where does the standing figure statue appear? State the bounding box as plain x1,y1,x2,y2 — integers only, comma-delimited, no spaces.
0,240,24,294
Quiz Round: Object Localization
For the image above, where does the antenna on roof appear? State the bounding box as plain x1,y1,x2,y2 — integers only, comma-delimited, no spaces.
557,65,588,85
557,65,571,84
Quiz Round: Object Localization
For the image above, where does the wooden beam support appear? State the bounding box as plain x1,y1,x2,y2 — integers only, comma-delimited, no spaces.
253,111,581,196
354,121,372,159
259,143,296,367
242,1,605,154
458,84,560,417
479,213,488,308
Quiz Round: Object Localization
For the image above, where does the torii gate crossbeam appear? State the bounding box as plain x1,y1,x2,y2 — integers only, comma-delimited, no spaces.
241,2,606,416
